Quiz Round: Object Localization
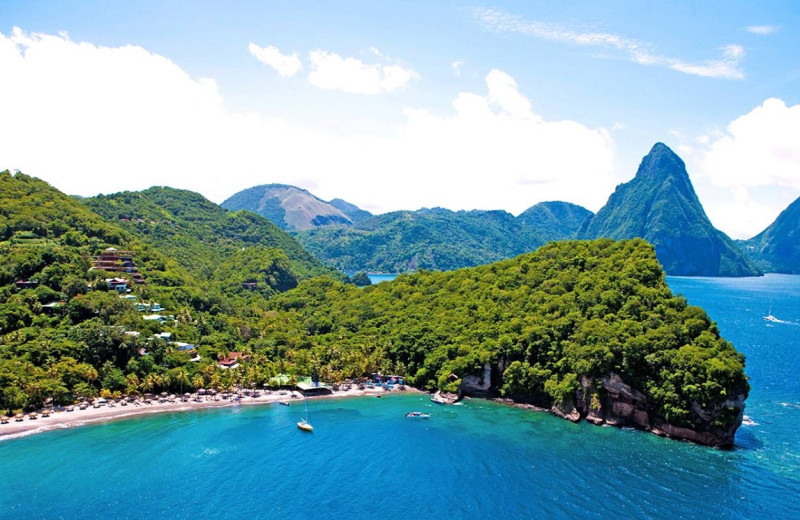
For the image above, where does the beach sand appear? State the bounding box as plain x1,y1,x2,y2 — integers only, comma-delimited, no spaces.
0,386,417,441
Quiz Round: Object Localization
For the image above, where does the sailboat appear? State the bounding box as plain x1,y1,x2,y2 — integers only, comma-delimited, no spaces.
297,396,313,432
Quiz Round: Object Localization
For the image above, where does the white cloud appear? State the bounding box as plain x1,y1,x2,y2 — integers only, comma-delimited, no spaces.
746,25,780,35
308,49,419,94
473,8,745,80
248,43,302,77
692,98,800,237
0,28,616,220
451,59,464,76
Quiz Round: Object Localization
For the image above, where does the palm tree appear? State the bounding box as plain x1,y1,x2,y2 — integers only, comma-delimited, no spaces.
192,374,204,392
172,368,190,396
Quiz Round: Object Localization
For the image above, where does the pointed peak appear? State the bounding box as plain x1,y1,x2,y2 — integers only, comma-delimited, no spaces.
635,142,687,182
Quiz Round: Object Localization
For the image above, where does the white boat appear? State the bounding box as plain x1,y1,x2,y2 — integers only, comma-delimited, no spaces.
764,314,780,323
297,397,313,432
297,417,313,432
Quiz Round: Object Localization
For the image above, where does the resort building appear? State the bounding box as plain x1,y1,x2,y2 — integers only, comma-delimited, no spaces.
90,248,145,285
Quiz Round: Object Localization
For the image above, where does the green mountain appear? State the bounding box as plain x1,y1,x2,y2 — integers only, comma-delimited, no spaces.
297,208,531,272
84,186,331,284
329,198,373,223
221,184,352,231
577,143,760,277
518,201,593,242
296,203,590,273
741,196,800,273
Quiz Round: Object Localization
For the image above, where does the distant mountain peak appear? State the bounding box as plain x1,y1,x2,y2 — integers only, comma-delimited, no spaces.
578,143,759,277
222,184,356,231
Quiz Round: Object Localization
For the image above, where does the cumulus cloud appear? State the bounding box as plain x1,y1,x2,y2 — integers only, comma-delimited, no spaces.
693,98,800,237
248,43,302,77
746,25,780,35
0,28,616,218
307,49,419,94
473,8,745,80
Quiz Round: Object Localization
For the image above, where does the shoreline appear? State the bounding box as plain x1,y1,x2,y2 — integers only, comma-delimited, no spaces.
0,386,423,441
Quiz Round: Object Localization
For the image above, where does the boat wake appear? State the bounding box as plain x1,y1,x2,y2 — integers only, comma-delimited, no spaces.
763,315,796,325
742,415,758,426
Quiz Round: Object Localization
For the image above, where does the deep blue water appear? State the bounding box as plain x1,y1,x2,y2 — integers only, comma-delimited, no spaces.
1,275,799,519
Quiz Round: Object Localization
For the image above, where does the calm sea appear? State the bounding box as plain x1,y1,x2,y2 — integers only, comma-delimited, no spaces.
1,275,799,519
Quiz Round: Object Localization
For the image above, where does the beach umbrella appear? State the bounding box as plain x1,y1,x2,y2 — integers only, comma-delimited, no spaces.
14,413,24,422
1,416,9,424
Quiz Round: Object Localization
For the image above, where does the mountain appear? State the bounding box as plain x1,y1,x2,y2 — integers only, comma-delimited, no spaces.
741,195,800,273
221,184,353,231
83,187,338,296
577,143,760,277
296,202,590,273
517,201,593,242
329,198,373,223
296,207,546,273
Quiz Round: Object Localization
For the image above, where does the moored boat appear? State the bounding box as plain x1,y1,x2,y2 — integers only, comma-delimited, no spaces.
297,418,313,432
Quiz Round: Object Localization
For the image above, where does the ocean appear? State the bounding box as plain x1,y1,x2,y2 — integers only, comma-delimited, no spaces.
1,275,799,519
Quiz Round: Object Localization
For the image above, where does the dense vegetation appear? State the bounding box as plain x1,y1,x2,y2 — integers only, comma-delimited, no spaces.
0,173,336,413
270,239,747,427
578,143,760,277
222,182,592,273
740,195,800,273
1,171,747,440
295,204,586,273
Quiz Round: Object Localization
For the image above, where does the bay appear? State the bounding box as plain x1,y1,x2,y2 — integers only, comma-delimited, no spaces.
1,275,799,519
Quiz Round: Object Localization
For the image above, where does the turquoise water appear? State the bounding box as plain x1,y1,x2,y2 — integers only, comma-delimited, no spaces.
367,273,398,284
2,275,800,518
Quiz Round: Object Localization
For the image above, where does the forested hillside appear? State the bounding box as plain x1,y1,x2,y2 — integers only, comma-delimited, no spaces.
296,205,587,272
741,195,800,273
84,186,333,283
0,172,747,446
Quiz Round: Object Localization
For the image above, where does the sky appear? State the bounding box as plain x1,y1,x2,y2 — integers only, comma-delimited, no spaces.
1,1,799,239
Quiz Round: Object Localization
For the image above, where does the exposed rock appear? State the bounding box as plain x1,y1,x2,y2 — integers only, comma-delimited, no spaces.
465,365,745,448
459,362,492,398
551,403,581,423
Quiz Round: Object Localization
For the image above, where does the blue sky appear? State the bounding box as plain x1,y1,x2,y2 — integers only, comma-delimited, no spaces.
1,1,798,238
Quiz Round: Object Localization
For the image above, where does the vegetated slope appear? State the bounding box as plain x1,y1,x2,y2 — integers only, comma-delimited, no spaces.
296,208,537,272
577,143,759,277
296,205,591,273
272,238,748,447
329,198,373,224
221,184,352,231
84,186,334,283
0,172,345,417
517,201,593,242
741,195,800,273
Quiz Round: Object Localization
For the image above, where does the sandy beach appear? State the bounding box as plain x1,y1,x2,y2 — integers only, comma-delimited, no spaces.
0,386,418,441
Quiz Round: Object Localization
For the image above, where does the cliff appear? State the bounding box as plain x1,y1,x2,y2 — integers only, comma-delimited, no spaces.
470,368,746,448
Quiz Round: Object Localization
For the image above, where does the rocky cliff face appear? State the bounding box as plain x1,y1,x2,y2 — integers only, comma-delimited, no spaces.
463,367,746,448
